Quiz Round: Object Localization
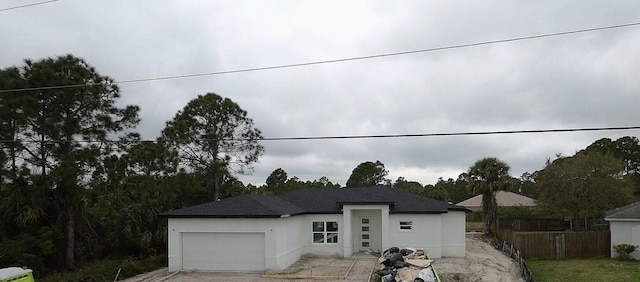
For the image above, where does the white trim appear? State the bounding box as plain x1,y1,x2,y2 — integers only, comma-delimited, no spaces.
311,221,340,245
605,218,640,222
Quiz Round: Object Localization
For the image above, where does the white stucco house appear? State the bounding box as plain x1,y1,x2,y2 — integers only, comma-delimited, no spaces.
605,201,640,260
160,186,469,272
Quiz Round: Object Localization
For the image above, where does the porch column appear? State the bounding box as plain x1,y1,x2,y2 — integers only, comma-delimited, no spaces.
343,206,352,257
381,205,390,251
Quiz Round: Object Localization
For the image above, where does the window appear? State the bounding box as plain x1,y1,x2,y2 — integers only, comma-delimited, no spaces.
361,234,369,240
362,242,370,247
361,226,369,232
312,221,338,244
400,221,413,230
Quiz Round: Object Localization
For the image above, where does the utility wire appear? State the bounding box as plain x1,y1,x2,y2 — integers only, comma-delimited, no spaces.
1,21,639,93
1,125,639,144
0,0,59,12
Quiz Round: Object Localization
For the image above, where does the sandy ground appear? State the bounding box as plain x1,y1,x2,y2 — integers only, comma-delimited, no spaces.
121,233,523,282
434,233,523,282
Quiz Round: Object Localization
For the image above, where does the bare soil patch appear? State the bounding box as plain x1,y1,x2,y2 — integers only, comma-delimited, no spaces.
434,233,523,282
123,234,521,282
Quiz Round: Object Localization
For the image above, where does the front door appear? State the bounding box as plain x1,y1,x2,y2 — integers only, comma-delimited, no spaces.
358,217,371,251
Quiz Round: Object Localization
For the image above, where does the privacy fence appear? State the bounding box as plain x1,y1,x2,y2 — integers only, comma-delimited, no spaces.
497,218,609,232
494,218,610,259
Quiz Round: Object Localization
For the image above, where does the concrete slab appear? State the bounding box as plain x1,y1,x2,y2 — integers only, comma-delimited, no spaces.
122,257,377,282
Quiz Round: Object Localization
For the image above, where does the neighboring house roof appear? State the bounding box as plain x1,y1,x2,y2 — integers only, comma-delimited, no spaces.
605,202,640,221
160,185,468,218
456,191,536,212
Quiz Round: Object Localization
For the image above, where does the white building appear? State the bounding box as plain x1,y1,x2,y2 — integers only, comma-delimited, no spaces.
160,186,469,272
605,202,640,260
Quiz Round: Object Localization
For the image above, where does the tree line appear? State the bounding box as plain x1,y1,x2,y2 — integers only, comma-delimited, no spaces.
1,55,639,275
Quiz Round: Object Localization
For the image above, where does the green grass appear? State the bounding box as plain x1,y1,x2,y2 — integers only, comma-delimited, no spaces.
40,255,166,282
466,221,484,232
527,258,640,282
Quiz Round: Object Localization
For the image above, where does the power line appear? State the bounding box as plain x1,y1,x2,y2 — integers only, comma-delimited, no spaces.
1,125,639,144
1,21,639,93
0,0,59,12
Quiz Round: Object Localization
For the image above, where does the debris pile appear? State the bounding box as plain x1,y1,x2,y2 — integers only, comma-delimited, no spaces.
375,247,438,282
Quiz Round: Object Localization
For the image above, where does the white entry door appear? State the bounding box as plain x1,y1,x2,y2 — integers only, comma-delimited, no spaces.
358,217,371,251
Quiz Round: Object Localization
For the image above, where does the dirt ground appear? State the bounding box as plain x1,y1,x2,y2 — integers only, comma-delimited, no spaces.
122,233,523,282
434,233,523,282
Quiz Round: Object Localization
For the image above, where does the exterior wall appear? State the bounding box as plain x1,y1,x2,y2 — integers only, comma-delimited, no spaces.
440,211,466,257
609,220,640,260
272,216,306,270
168,209,467,272
167,217,304,272
301,214,344,256
388,214,443,258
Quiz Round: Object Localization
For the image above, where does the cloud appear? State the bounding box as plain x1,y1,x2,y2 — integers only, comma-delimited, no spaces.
2,0,640,187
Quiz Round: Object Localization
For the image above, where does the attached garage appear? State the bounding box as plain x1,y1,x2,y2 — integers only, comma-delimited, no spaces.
181,232,265,272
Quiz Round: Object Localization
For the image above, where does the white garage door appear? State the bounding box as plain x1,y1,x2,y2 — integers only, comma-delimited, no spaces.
182,232,265,271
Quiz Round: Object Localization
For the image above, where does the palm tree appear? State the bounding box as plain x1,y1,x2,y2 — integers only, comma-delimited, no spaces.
467,157,511,235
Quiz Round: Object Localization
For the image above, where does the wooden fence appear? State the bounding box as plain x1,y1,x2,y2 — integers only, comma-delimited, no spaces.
495,227,610,259
497,218,609,232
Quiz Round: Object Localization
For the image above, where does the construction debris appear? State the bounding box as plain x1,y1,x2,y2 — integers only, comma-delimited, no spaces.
375,247,439,282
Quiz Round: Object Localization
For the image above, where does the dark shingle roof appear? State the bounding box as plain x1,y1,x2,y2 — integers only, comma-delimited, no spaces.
160,185,468,218
605,202,640,220
160,194,305,218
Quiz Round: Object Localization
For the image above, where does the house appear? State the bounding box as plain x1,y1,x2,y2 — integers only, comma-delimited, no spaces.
604,202,640,260
160,185,469,272
456,191,536,212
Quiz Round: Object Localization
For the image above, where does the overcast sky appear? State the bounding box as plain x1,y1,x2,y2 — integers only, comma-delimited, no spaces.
2,0,640,186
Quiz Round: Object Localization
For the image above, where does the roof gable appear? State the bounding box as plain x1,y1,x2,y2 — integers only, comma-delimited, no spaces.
457,191,537,208
605,202,640,220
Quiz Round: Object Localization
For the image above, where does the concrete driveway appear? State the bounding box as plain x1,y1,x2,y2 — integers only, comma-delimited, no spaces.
121,257,377,282
123,233,523,282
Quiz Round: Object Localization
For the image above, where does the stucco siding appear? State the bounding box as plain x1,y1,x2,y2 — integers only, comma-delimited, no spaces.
388,214,443,258
441,211,466,257
302,214,344,256
168,208,467,272
609,220,640,260
272,216,306,270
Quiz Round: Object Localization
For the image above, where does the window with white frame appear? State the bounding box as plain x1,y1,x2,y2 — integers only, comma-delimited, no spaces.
399,221,413,230
312,221,339,243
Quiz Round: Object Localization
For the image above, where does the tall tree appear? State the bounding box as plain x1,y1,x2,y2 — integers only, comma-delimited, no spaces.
13,55,139,268
161,93,263,200
535,151,635,219
466,157,511,235
313,176,341,188
265,168,288,194
585,136,640,196
346,160,389,187
0,67,28,186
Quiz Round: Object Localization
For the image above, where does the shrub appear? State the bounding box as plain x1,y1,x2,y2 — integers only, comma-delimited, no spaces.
613,244,638,261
